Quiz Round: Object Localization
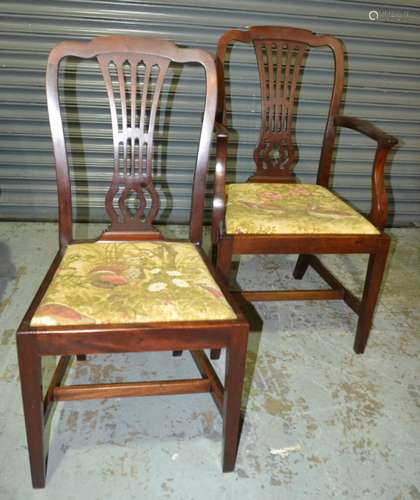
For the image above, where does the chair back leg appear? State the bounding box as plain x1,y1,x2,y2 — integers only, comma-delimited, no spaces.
293,254,312,280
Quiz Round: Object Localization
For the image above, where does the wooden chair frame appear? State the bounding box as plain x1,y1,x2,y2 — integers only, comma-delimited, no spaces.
211,26,398,357
16,35,248,488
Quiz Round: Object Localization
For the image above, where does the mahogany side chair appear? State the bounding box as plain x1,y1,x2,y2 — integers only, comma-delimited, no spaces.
211,26,398,358
16,35,249,488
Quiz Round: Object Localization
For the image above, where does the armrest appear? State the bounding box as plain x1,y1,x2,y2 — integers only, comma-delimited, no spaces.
335,115,398,148
211,122,230,244
336,115,398,231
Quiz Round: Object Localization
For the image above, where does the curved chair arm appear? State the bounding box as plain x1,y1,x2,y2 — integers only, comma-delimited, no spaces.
212,122,230,245
335,116,398,148
335,115,398,231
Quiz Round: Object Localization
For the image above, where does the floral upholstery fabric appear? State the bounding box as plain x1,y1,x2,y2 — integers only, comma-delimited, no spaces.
225,183,379,235
31,241,236,327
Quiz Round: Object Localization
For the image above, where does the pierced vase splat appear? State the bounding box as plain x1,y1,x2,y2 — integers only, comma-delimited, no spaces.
252,40,307,180
98,53,170,231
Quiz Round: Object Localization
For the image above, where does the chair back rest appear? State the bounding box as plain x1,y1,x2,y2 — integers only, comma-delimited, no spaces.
46,35,217,247
216,26,345,184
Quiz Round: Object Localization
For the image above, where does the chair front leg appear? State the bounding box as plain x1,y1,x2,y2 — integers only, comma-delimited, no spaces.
222,328,248,472
354,241,390,354
17,335,46,488
216,237,234,282
211,237,234,360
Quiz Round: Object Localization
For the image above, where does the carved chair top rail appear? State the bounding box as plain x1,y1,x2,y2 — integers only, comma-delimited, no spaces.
216,26,344,118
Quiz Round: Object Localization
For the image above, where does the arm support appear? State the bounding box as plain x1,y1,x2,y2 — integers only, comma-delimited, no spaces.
212,122,229,244
335,115,398,231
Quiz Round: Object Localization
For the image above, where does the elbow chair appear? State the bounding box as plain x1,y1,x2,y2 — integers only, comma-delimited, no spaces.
211,26,398,359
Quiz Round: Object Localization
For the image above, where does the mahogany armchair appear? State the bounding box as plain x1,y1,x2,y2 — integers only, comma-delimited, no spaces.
16,35,248,488
211,26,398,357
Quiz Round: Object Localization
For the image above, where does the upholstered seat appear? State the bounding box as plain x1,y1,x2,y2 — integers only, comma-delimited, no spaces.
225,183,379,235
31,241,236,326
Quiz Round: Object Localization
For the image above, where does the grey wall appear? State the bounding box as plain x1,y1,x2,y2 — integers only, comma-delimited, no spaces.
0,1,419,225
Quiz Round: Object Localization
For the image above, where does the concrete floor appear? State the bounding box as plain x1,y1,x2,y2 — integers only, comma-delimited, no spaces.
0,222,419,499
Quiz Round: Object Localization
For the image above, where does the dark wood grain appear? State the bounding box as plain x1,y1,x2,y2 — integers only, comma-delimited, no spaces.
17,335,46,488
305,256,361,314
232,290,345,301
190,350,224,415
231,234,387,254
212,25,397,360
17,34,248,488
354,239,390,353
43,355,72,420
46,35,217,247
335,115,398,231
335,116,398,147
222,328,248,472
97,52,167,231
54,379,211,401
212,124,229,245
216,26,345,185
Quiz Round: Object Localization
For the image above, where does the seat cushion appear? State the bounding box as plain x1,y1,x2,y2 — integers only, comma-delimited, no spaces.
225,183,379,235
31,241,236,327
